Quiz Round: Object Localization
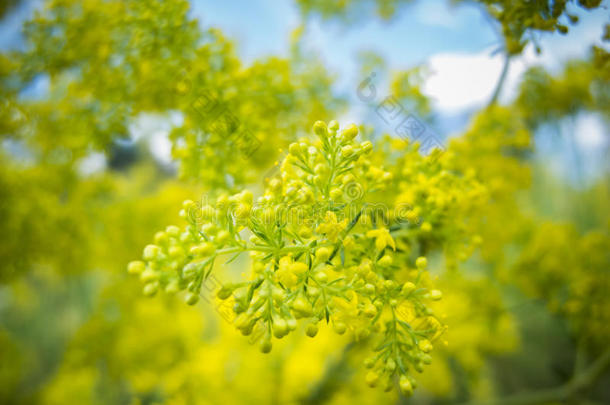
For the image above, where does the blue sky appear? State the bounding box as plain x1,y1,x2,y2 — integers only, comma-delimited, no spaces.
2,0,608,183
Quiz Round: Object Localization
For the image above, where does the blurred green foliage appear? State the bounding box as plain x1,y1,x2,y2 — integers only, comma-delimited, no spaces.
0,0,609,404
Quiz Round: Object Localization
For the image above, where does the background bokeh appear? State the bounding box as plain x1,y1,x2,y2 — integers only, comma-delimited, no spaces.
0,0,609,404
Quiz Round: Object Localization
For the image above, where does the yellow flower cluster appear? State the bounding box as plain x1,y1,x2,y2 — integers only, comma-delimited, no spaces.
129,121,445,394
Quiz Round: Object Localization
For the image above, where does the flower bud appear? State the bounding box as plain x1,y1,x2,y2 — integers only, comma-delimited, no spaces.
305,322,318,337
166,225,181,237
363,303,377,318
418,339,433,353
216,230,231,244
416,256,427,269
154,231,168,245
399,375,413,396
313,121,328,137
330,187,343,200
314,271,328,283
298,226,312,239
429,289,442,300
190,242,215,256
361,141,373,153
143,244,160,261
288,142,300,155
341,145,354,157
140,268,159,283
260,337,272,353
365,370,379,387
143,282,159,297
378,255,393,267
127,261,145,275
315,247,331,263
292,296,313,317
168,246,185,259
217,285,234,300
185,292,199,305
273,318,288,338
401,281,416,295
341,124,358,140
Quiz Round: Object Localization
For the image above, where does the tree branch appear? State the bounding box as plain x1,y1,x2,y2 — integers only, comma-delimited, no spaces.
488,53,511,107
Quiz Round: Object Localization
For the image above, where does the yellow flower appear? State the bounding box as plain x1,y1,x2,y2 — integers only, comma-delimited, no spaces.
366,228,396,251
316,211,348,242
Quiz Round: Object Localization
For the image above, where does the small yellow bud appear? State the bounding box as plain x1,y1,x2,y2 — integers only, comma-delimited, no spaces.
341,145,354,157
217,285,233,300
216,230,231,244
399,375,413,396
127,261,145,275
416,256,427,269
328,120,339,131
314,163,327,175
315,247,331,263
269,178,282,191
239,190,253,205
363,303,377,318
234,203,251,219
378,255,393,267
165,225,181,237
190,242,215,256
418,339,433,353
313,121,328,137
292,296,313,316
142,244,160,261
330,187,343,200
168,246,184,259
290,262,308,274
430,289,442,300
314,271,328,283
185,292,199,305
341,124,358,140
273,318,288,338
361,141,373,153
401,281,416,295
140,268,159,283
365,370,379,387
182,199,196,211
143,282,159,297
306,322,318,337
288,142,300,155
154,231,168,245
260,338,272,354
298,226,312,239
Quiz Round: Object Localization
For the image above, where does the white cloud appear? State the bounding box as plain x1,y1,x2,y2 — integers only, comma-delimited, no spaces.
574,113,608,151
422,49,508,112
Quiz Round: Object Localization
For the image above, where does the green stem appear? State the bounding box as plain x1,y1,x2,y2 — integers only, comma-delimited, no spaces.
460,349,610,405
